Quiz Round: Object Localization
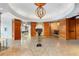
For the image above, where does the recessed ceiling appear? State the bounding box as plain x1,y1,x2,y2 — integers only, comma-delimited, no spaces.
4,3,75,22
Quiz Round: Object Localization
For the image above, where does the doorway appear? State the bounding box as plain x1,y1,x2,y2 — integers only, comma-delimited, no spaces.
21,22,31,40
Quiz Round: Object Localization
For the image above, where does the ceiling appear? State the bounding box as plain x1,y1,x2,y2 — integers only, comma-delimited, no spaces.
0,3,76,22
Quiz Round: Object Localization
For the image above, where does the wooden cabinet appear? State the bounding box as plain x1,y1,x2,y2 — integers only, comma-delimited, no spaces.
12,19,21,40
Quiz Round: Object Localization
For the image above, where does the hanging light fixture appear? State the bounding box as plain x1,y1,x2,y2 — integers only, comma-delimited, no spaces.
34,3,46,19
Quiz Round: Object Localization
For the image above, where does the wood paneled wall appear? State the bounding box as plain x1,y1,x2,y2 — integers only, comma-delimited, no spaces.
31,22,36,37
59,18,76,40
59,18,79,40
12,19,21,40
76,18,79,39
59,19,67,39
67,18,76,39
31,22,51,37
50,22,60,36
44,22,51,37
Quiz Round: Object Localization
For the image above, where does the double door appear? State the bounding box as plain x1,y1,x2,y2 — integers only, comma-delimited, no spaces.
68,18,76,39
67,18,79,40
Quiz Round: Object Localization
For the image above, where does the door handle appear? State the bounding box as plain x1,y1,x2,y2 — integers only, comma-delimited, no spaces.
69,30,74,32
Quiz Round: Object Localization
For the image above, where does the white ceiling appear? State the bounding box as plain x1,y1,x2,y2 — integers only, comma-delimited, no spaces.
0,3,76,22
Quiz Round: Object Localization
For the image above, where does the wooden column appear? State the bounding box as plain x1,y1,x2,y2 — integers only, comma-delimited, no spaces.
44,22,51,37
12,19,21,40
31,22,36,37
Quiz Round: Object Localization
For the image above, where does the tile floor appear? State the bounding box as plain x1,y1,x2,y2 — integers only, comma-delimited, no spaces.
0,36,79,56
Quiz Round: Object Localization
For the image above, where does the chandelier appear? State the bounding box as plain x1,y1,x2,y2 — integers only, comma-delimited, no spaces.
34,3,46,19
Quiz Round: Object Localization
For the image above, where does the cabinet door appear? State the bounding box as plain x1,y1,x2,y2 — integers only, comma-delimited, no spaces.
76,19,79,39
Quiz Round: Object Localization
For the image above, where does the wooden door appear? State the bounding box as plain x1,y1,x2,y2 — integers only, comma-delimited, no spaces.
76,18,79,39
12,19,21,40
68,19,76,39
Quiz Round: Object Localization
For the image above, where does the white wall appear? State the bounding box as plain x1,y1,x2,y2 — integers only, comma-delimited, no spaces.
1,12,14,39
0,12,15,47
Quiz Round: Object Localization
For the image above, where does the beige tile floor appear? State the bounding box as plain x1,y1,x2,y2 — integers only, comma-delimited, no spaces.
0,36,79,56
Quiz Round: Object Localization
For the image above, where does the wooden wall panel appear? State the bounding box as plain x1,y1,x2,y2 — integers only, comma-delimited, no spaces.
59,18,76,40
44,22,51,37
50,22,59,36
68,18,76,39
59,19,67,39
31,22,36,37
12,19,21,40
31,22,51,37
76,18,79,39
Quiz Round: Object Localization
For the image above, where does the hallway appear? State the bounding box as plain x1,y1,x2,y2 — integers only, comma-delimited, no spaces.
0,3,79,56
0,37,79,56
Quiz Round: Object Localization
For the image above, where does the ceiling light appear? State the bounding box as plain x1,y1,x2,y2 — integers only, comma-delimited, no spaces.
34,3,46,19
